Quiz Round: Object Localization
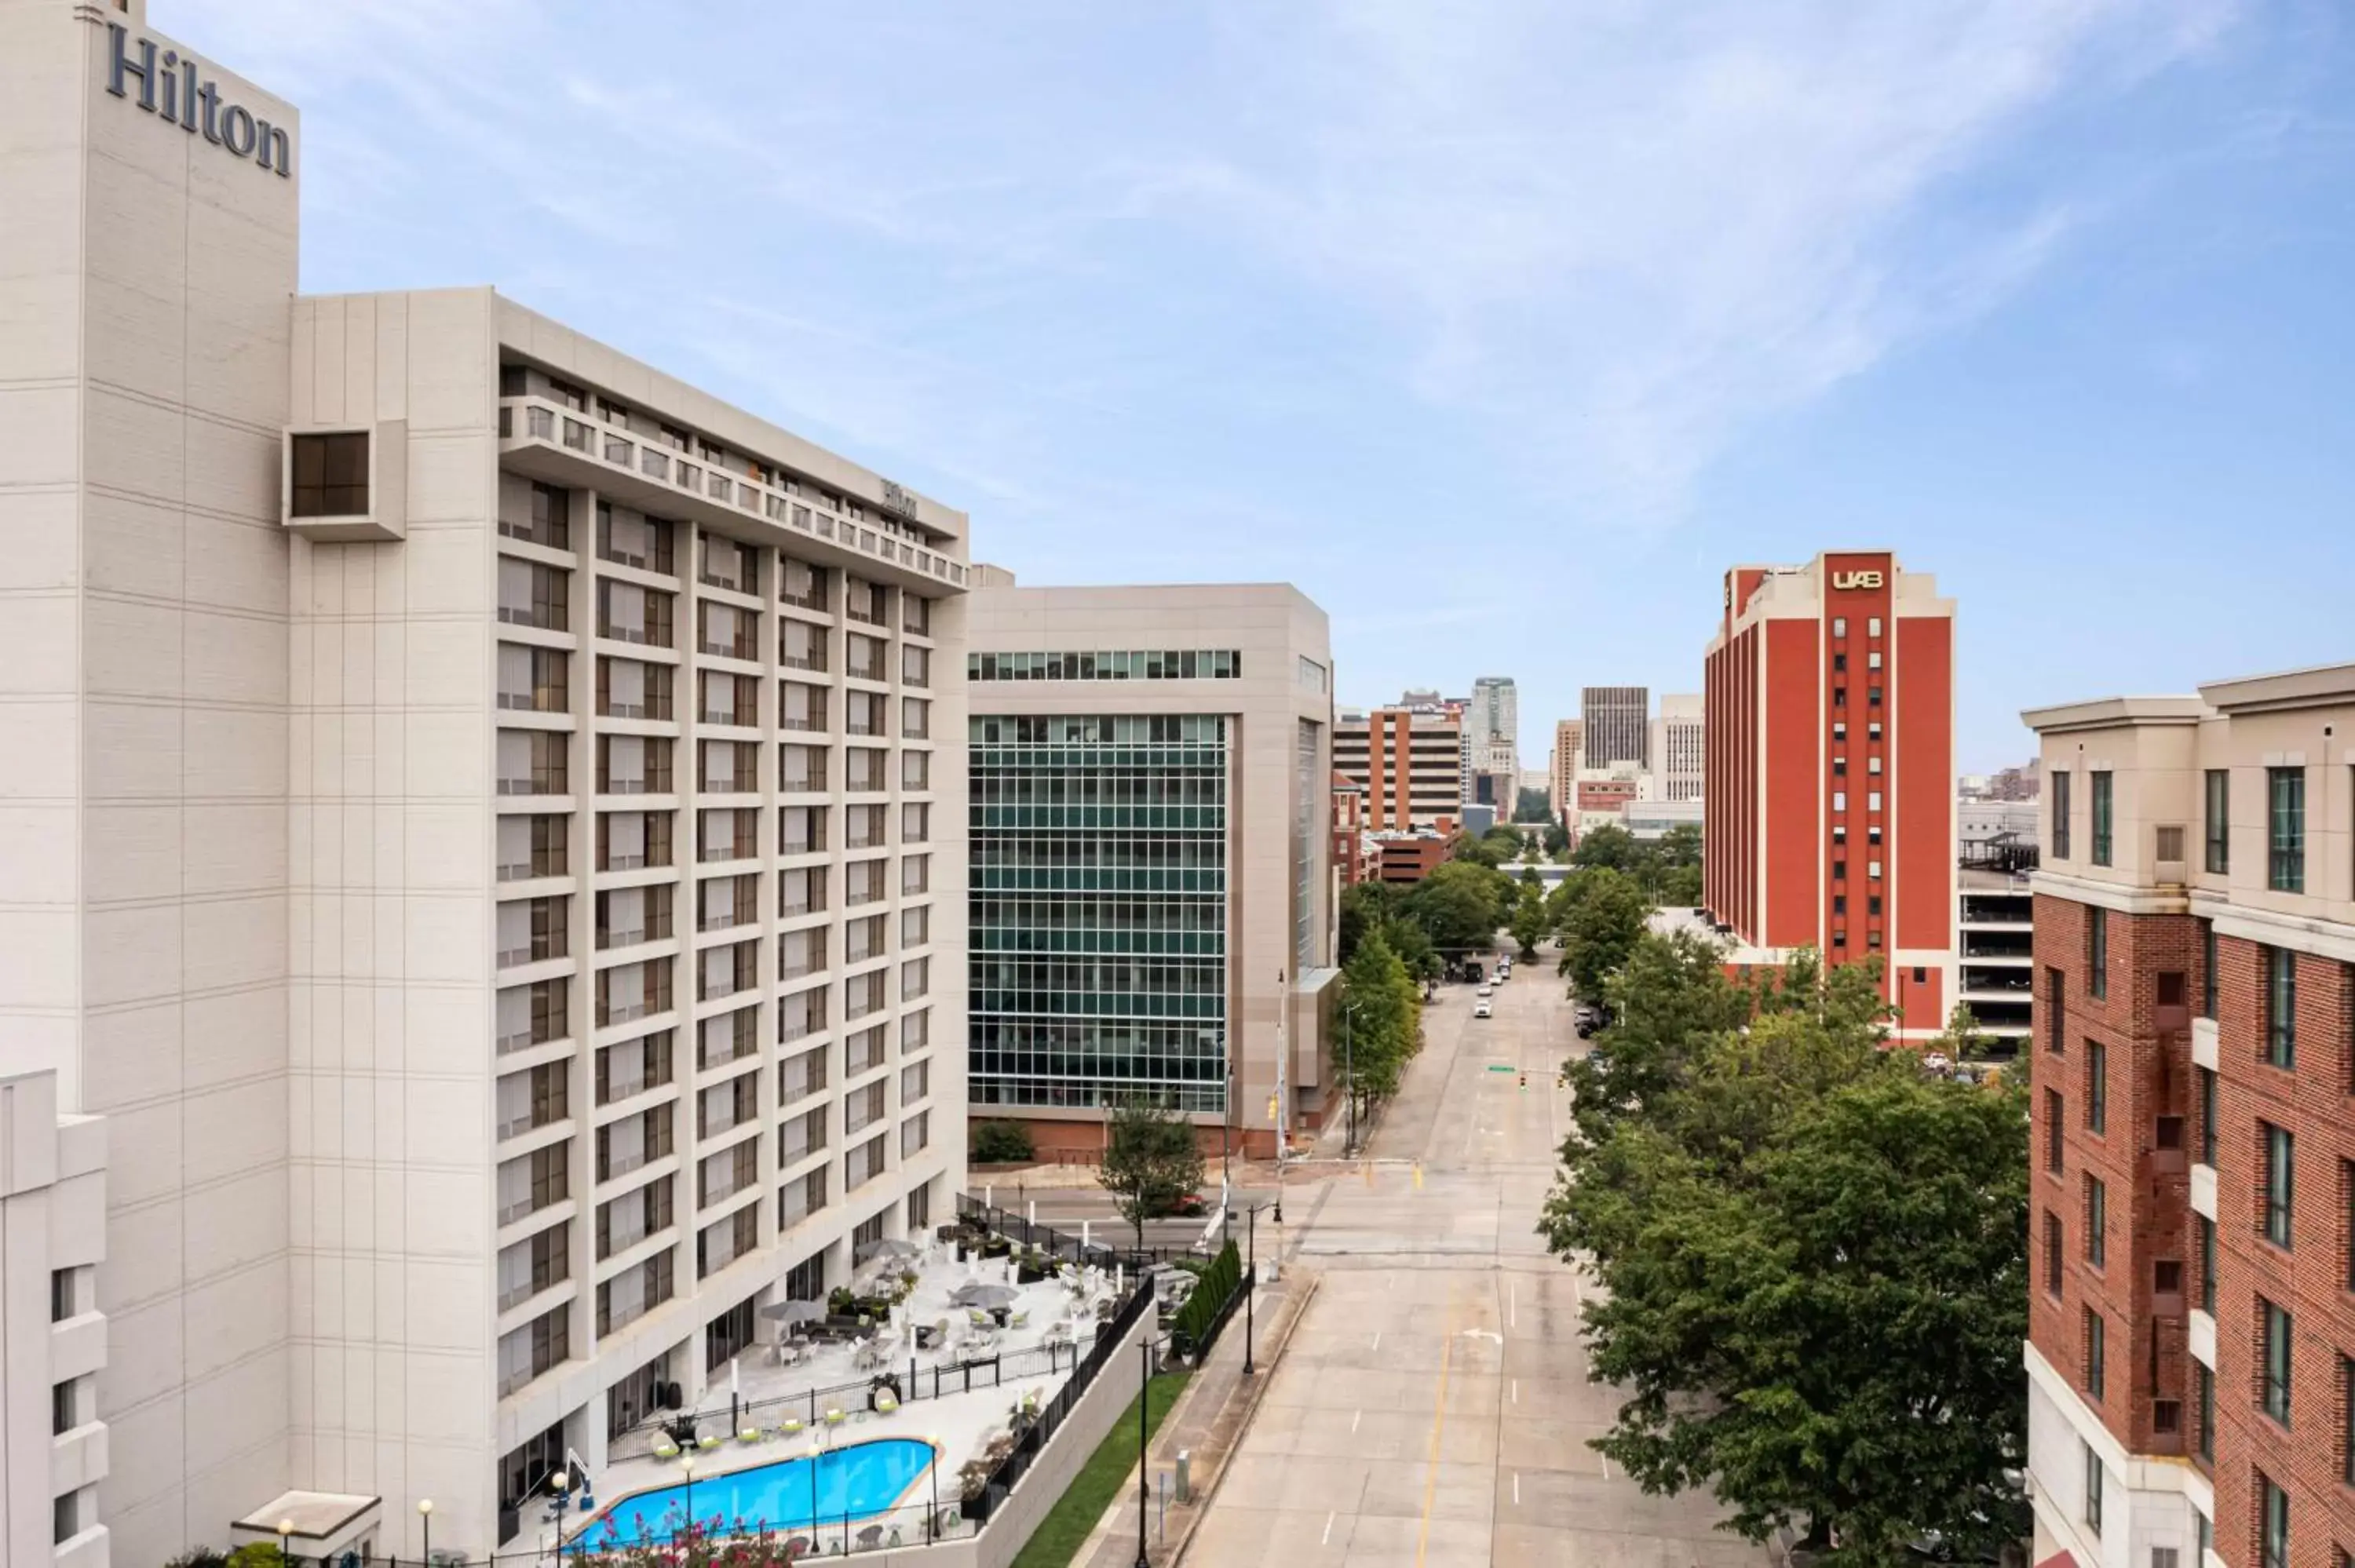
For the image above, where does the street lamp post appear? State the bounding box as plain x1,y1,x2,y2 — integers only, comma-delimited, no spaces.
415,1498,433,1566
277,1518,296,1567
1342,997,1358,1157
1134,1339,1154,1568
925,1433,944,1542
680,1453,696,1543
806,1440,823,1544
1243,1205,1258,1377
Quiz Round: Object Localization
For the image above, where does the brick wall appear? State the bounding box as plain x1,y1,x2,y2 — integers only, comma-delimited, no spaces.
2030,892,2197,1458
2209,932,2355,1568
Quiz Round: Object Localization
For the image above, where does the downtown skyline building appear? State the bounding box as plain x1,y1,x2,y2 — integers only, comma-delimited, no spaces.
1582,686,1650,771
0,2,968,1558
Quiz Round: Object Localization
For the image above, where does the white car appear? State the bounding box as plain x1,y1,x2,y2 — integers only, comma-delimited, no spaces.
1473,1001,1492,1019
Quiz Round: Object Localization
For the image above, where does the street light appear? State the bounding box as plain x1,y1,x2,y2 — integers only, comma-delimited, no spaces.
1134,1338,1157,1568
1340,997,1361,1157
1243,1204,1260,1377
806,1439,823,1545
925,1432,944,1542
680,1453,696,1544
415,1499,433,1566
277,1517,296,1567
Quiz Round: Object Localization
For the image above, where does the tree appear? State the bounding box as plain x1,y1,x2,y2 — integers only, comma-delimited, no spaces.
1508,879,1550,960
1513,786,1553,823
1540,822,1570,857
1557,867,1651,1002
1338,928,1418,1125
1098,1097,1206,1249
1337,880,1399,966
1381,916,1440,982
1541,986,2030,1568
1562,929,1751,1149
1569,822,1641,873
1405,860,1510,956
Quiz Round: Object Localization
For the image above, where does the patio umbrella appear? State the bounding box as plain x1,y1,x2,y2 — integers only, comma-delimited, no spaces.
951,1284,1019,1309
855,1237,922,1265
760,1300,826,1324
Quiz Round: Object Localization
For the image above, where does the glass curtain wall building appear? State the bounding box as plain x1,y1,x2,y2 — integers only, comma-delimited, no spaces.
964,584,1338,1157
970,716,1230,1110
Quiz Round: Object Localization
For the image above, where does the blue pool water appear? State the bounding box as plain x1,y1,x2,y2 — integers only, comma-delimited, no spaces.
573,1439,937,1548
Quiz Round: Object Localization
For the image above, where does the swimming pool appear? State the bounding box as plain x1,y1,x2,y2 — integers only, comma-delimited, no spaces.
572,1438,938,1549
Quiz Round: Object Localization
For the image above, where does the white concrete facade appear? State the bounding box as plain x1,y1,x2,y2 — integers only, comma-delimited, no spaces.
0,3,969,1558
1,1072,110,1568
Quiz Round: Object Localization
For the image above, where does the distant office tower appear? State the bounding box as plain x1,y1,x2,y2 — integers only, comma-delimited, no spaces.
1582,686,1650,768
2018,665,2355,1568
964,584,1334,1156
1649,694,1705,802
1550,720,1584,822
1334,706,1465,830
1702,551,1955,1037
1471,676,1517,745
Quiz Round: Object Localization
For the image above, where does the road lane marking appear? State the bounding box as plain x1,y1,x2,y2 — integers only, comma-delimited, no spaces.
1513,1472,1521,1506
1371,1331,1381,1353
1322,1511,1334,1546
1512,1379,1518,1405
1352,1409,1362,1434
1509,1283,1517,1329
1414,1332,1455,1568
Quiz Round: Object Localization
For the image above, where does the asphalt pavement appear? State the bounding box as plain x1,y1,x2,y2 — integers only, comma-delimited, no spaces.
1178,950,1773,1568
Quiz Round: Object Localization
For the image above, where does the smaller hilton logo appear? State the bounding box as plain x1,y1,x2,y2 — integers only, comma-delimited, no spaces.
1831,570,1885,591
104,24,294,179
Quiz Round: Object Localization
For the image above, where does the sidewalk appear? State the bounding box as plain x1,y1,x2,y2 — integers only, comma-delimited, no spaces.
1073,1264,1321,1567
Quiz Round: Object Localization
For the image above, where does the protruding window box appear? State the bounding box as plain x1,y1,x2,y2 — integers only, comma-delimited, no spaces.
282,423,406,542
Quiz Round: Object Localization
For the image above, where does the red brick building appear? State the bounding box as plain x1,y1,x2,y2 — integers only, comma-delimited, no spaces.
2024,665,2355,1568
1702,550,1956,1037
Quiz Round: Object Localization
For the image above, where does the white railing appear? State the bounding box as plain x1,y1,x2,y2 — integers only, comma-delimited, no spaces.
501,395,969,588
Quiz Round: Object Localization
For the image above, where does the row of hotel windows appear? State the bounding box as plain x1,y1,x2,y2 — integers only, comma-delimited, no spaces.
969,649,1241,682
498,576,933,682
494,733,933,795
497,814,934,882
498,653,936,717
500,488,934,630
2051,765,2314,892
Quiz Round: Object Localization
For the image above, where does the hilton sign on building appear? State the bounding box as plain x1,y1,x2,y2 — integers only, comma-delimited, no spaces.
0,2,974,1564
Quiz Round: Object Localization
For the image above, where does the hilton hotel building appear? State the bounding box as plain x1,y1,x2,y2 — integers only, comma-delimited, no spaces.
0,1,969,1559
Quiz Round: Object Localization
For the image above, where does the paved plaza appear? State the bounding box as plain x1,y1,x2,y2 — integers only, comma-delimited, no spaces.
1183,954,1774,1568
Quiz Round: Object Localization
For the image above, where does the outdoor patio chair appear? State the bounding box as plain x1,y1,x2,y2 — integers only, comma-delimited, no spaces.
652,1437,681,1460
824,1407,846,1428
780,1415,805,1439
1010,1310,1029,1329
856,1524,885,1552
874,1392,900,1417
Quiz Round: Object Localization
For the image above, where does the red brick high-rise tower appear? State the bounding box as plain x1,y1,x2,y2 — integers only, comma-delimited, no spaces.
1702,550,1957,1037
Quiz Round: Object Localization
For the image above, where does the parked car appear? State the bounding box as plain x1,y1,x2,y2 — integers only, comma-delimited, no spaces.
1148,1191,1209,1218
1473,1001,1492,1019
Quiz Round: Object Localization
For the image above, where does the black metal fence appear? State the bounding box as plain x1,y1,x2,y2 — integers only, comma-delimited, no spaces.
967,1261,1156,1526
953,1193,1208,1270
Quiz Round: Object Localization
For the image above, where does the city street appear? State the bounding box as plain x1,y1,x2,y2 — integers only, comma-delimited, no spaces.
1183,951,1773,1568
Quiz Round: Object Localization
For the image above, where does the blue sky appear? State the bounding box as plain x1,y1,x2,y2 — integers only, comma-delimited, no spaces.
182,0,2355,771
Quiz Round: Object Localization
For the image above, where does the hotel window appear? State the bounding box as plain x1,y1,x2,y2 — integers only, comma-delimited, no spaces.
2052,771,2072,859
2086,1175,2107,1267
2086,1043,2107,1134
2199,1216,2216,1313
2204,770,2230,873
2090,771,2113,866
2261,1298,2293,1424
2269,766,2306,892
1834,654,1848,673
2081,1442,2103,1536
2262,1121,2294,1248
2343,1357,2355,1483
2260,1475,2288,1568
1868,616,1882,636
290,430,370,517
1867,792,1882,812
1832,617,1847,637
2198,1067,2217,1165
2266,946,2296,1068
1867,685,1882,707
2195,1364,2214,1463
1832,791,1846,812
2201,921,2218,1019
2046,967,2065,1054
2083,1306,2105,1397
2088,907,2108,1000
2346,1162,2355,1290
2043,1210,2063,1296
1867,651,1883,670
2045,1090,2064,1172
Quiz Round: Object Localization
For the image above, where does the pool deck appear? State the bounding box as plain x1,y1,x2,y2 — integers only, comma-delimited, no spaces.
578,1247,1142,1547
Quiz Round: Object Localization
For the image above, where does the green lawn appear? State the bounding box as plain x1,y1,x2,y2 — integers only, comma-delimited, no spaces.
1009,1371,1192,1568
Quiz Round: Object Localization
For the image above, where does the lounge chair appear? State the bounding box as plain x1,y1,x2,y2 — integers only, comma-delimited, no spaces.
698,1433,723,1450
874,1392,900,1416
780,1416,805,1439
824,1407,846,1428
739,1425,762,1443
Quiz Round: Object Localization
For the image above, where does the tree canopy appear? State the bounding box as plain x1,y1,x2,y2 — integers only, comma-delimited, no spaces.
1097,1097,1205,1248
1541,942,2029,1567
1568,821,1701,905
1338,926,1420,1126
1512,786,1553,823
1554,866,1652,1002
1404,859,1512,954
